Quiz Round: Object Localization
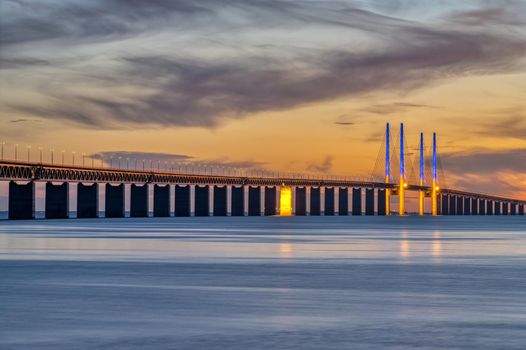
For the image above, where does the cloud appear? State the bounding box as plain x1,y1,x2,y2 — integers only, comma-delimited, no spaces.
440,148,526,198
2,1,526,128
442,148,526,174
9,118,42,123
308,156,333,173
89,150,267,172
360,102,436,115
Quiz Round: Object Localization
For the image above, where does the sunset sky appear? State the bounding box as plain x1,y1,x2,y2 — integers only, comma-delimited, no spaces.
1,0,525,199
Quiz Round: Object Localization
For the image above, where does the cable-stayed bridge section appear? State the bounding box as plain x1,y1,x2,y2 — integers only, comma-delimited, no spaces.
1,124,524,220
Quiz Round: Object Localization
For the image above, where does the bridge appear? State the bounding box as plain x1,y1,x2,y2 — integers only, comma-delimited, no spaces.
1,123,524,219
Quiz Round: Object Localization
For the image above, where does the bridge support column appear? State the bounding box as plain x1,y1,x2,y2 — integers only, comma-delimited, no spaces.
130,184,148,217
226,185,232,216
231,186,244,216
97,184,106,218
123,184,131,217
248,186,261,216
45,182,69,219
264,186,277,216
377,189,386,216
291,186,296,215
338,187,348,215
471,198,478,215
487,200,493,215
510,203,517,215
320,187,325,216
503,202,509,215
77,183,98,218
194,185,209,217
154,184,170,217
189,185,196,216
68,183,77,218
305,186,312,215
243,185,249,216
105,183,124,218
478,198,486,215
440,194,449,215
334,187,339,215
365,188,374,216
463,197,471,216
169,185,175,216
260,186,265,216
324,187,334,216
8,181,35,220
310,187,321,216
295,187,306,216
209,185,214,216
175,185,190,216
213,186,227,216
456,196,463,215
352,188,362,215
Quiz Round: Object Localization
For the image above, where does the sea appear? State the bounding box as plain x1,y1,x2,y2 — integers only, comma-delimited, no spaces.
1,216,526,349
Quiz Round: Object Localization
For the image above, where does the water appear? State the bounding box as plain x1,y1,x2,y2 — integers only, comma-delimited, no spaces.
1,216,526,349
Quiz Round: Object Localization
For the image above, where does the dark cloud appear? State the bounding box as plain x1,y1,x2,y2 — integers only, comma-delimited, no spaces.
334,121,355,126
2,1,526,128
361,102,436,115
476,116,526,139
9,118,42,123
442,148,526,174
446,6,526,26
0,57,49,69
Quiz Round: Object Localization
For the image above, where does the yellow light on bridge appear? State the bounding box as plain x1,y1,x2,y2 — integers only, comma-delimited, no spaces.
280,186,292,216
403,183,408,188
435,186,440,191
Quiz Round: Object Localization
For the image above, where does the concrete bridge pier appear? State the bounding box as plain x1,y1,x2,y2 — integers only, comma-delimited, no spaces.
154,184,170,217
463,197,471,216
105,183,124,218
324,187,334,216
174,185,190,216
320,187,325,215
8,181,35,220
264,186,277,216
338,187,349,215
487,200,494,215
213,185,227,216
305,187,311,215
294,187,306,216
478,198,486,215
377,189,386,216
334,187,339,215
130,184,148,217
502,202,509,215
365,188,374,215
226,185,232,216
77,183,98,218
194,185,209,217
441,194,449,215
248,186,260,216
352,188,362,215
495,201,501,215
45,182,68,219
310,187,321,216
231,186,244,216
471,198,478,215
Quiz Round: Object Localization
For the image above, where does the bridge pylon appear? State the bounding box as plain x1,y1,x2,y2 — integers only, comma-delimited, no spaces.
419,132,425,216
432,132,439,216
385,123,391,216
399,123,406,216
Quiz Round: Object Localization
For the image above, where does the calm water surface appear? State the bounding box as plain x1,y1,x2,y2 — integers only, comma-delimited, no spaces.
1,216,526,349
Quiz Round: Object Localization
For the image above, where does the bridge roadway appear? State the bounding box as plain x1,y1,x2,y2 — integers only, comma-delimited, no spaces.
1,161,525,219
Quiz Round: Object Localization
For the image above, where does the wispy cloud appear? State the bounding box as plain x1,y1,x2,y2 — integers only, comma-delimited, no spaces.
2,1,525,128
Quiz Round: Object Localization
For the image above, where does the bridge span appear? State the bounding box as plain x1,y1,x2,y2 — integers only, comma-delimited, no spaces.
1,158,524,220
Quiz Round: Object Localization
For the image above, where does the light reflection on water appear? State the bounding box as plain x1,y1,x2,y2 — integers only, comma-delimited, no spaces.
1,216,526,350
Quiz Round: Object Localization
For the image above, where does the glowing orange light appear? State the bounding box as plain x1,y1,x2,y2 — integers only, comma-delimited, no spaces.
280,186,292,216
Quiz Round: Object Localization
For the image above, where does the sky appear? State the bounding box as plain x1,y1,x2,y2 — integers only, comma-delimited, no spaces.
1,0,525,200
